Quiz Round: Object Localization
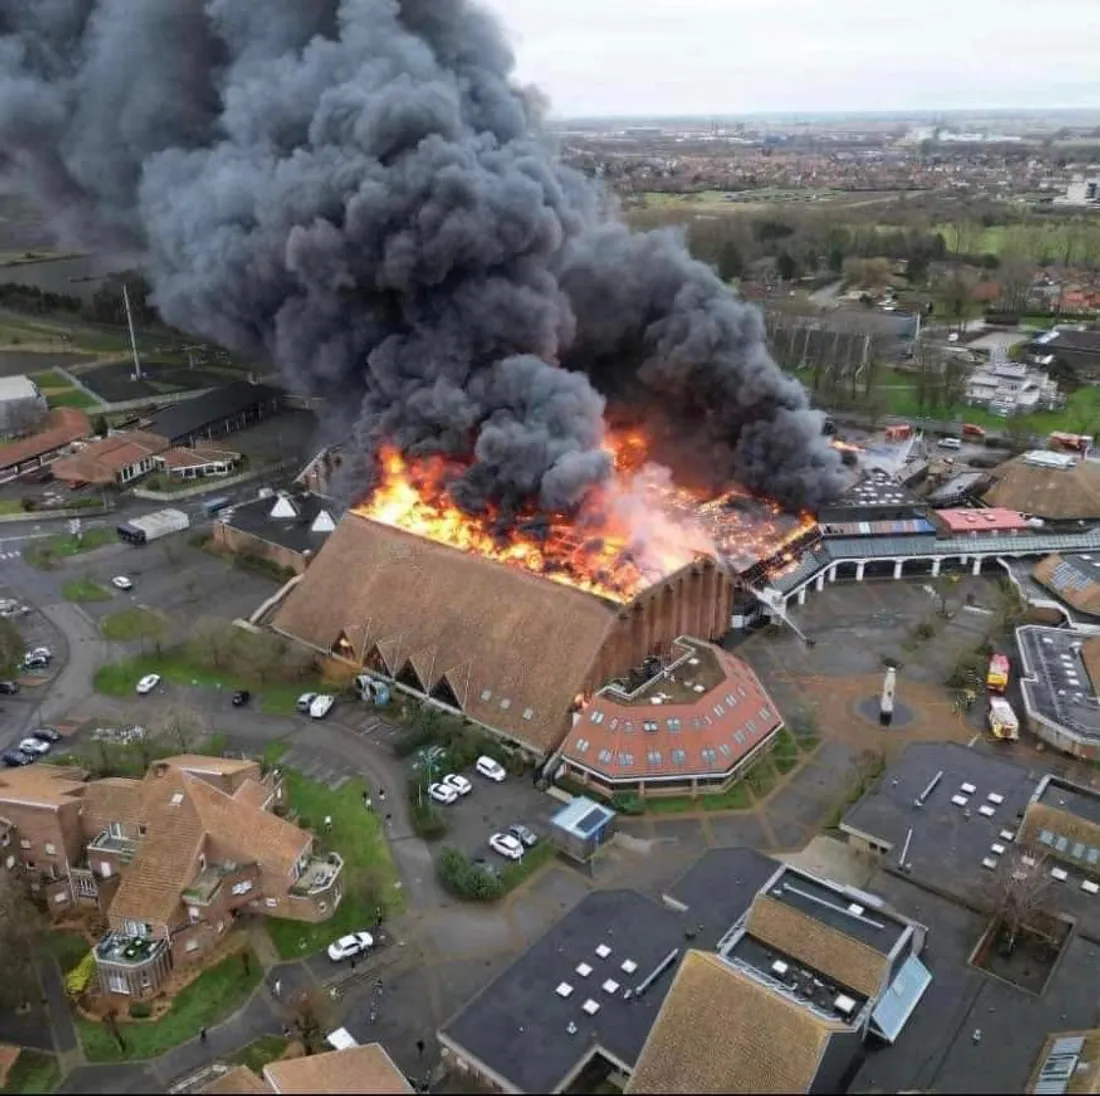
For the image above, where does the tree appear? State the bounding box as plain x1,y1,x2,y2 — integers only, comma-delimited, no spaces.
716,238,744,282
91,415,108,437
931,573,961,618
287,986,340,1055
144,701,209,757
0,871,45,1011
189,618,238,671
776,250,798,282
0,616,21,679
983,846,1054,955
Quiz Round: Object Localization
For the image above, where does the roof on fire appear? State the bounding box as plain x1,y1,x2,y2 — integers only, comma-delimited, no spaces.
271,513,623,754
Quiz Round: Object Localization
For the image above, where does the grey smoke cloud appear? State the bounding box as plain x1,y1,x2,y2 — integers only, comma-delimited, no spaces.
0,0,844,511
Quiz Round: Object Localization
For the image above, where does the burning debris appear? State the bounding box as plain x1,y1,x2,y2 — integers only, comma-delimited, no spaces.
0,0,845,557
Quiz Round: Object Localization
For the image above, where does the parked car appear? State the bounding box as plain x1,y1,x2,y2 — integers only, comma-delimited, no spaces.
309,694,335,720
508,823,538,848
475,755,506,783
32,727,62,744
296,692,318,714
326,931,374,962
28,646,51,660
2,750,33,768
0,681,18,695
22,654,49,671
18,737,51,757
0,603,29,618
488,832,524,861
232,690,251,707
112,576,133,590
135,673,161,695
442,773,472,796
428,782,458,805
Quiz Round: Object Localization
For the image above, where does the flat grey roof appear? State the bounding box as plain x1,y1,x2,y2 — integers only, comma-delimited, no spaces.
1016,625,1100,742
440,889,686,1093
223,492,340,556
1039,776,1100,827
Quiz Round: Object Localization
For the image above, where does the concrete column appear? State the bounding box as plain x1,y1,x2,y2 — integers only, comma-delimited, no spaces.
931,558,942,577
815,572,826,592
856,561,866,581
827,565,838,583
797,587,808,606
893,560,904,580
972,556,983,576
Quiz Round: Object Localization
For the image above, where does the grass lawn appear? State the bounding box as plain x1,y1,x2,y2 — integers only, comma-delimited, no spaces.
46,930,91,974
26,527,117,569
77,946,262,1062
499,840,556,894
745,759,779,800
700,782,754,810
265,768,404,960
0,499,25,515
62,578,113,603
28,370,68,389
93,652,317,715
0,1051,61,1095
100,607,167,642
46,388,100,409
231,1035,289,1073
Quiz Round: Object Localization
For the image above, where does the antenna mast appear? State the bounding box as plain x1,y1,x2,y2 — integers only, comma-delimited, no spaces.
122,283,143,381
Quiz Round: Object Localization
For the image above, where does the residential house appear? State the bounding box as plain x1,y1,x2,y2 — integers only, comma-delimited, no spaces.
0,407,91,481
965,354,1061,416
50,430,169,487
0,755,343,999
199,1043,413,1094
154,444,242,482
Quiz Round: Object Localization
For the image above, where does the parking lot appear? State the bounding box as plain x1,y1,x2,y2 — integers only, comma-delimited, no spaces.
71,537,282,630
0,586,65,740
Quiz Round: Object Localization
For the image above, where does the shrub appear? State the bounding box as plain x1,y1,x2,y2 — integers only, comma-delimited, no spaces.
611,792,644,815
410,800,447,840
128,1001,153,1019
65,951,97,997
435,846,503,902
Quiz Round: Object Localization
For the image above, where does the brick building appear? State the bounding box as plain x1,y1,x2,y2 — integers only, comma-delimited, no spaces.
0,755,343,999
0,407,91,481
51,429,170,487
211,491,339,575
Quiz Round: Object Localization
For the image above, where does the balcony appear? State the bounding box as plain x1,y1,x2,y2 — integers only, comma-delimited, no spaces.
290,852,344,897
95,930,168,968
88,830,140,863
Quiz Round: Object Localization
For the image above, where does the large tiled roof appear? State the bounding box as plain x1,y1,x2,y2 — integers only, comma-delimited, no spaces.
0,764,87,807
1033,554,1100,617
79,777,143,836
199,1066,272,1094
0,406,90,469
745,893,891,998
985,455,1100,520
559,640,782,781
51,429,168,484
273,513,621,754
627,950,841,1094
263,1044,412,1094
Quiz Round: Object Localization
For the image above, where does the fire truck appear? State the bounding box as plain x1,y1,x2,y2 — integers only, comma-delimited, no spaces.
884,423,913,442
986,653,1010,694
961,423,987,441
1049,431,1093,455
988,697,1019,741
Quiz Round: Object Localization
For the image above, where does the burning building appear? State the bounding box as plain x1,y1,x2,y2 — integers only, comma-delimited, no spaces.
272,510,734,759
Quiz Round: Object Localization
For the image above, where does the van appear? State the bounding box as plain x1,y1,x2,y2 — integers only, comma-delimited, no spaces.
937,437,962,450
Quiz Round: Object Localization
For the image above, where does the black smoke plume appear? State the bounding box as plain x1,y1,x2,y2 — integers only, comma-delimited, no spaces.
0,0,844,511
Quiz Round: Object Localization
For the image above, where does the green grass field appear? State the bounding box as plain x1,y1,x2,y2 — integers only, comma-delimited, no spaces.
0,1050,61,1095
99,607,167,642
265,767,404,959
28,370,69,388
92,651,319,715
46,388,100,409
26,527,117,569
62,578,113,603
77,947,262,1062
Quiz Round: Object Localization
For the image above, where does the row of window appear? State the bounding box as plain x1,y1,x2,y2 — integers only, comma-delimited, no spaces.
11,837,57,855
1036,829,1100,865
588,707,773,734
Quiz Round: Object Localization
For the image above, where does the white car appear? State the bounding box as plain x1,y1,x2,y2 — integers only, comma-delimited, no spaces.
18,737,51,757
475,755,506,783
326,931,374,962
442,773,472,796
488,833,524,861
29,646,52,660
428,782,458,805
136,673,161,695
309,694,335,720
296,692,318,714
112,576,133,590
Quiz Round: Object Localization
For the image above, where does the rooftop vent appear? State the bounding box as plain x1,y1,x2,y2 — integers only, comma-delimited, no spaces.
576,963,592,977
834,994,857,1016
602,979,620,994
169,792,184,806
847,903,864,917
771,960,789,977
621,959,638,974
582,999,600,1016
595,944,612,959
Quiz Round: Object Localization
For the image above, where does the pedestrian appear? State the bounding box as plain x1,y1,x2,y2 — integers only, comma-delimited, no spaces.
378,787,386,802
273,979,282,998
385,812,392,825
323,814,333,833
972,1028,982,1045
199,1027,207,1044
350,956,357,971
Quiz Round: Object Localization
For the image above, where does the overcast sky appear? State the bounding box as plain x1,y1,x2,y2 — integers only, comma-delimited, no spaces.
481,0,1100,118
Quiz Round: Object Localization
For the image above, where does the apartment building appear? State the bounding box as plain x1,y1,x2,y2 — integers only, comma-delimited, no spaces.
0,755,343,999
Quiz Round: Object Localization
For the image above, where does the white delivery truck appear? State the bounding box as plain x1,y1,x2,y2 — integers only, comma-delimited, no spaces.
988,697,1019,742
117,508,191,546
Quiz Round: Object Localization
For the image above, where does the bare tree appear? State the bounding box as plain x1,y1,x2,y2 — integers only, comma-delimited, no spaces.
188,618,238,671
932,574,962,618
984,846,1055,954
287,986,340,1055
0,616,21,679
146,701,210,755
0,871,45,1011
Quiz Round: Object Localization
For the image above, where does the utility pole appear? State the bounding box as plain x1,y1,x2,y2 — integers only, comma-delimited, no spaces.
122,283,143,382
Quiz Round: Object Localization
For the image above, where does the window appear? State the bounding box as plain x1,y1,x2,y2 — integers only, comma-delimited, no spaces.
74,874,97,898
598,749,613,763
670,749,686,766
107,973,130,995
138,824,147,837
1073,842,1087,861
123,920,148,938
1088,848,1100,867
0,833,9,847
319,901,328,913
217,921,225,934
1055,836,1069,853
99,861,112,878
44,843,56,856
573,738,590,754
589,710,605,724
719,743,732,758
643,720,659,733
622,721,635,734
188,907,200,924
19,839,30,850
108,822,123,839
617,753,634,767
725,693,737,707
1038,830,1054,846
265,898,278,908
647,750,662,766
713,704,725,717
667,719,682,732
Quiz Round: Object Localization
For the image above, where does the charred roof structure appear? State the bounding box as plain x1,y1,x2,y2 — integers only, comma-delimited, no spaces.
272,513,734,758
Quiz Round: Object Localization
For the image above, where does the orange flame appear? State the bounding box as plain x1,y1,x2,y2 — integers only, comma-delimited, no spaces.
830,439,863,454
354,431,818,601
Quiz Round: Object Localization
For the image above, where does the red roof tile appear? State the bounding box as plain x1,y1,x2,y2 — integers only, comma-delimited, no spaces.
0,407,91,470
